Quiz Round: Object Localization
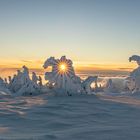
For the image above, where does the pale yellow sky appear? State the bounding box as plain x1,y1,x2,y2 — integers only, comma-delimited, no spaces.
0,0,140,78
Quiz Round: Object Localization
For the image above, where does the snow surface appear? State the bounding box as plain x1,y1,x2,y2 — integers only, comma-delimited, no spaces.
0,55,140,139
1,93,140,140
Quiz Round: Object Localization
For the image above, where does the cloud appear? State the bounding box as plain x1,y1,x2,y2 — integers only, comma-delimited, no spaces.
118,67,133,71
75,69,130,77
20,60,33,63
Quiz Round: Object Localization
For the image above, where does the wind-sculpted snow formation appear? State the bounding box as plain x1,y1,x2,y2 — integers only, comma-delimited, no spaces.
0,55,140,96
43,56,98,95
103,55,140,94
0,66,45,96
0,77,11,96
126,55,140,93
0,56,98,96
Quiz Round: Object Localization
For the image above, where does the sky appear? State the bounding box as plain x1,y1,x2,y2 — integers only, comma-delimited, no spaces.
0,0,140,77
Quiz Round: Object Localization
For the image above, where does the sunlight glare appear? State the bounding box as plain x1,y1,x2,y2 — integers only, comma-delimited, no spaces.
59,63,67,72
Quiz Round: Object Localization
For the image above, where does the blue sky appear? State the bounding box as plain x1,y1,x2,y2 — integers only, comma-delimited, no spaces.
0,0,140,70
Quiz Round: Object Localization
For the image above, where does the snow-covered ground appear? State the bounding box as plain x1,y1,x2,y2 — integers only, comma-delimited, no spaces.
0,92,140,140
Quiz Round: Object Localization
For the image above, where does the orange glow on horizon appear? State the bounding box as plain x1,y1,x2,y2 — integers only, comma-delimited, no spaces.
0,59,137,78
73,62,137,72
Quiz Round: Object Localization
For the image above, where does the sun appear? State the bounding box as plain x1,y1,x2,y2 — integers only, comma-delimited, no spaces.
59,63,67,73
60,64,66,70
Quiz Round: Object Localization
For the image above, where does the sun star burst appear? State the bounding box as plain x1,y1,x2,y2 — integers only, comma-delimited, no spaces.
58,63,68,73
